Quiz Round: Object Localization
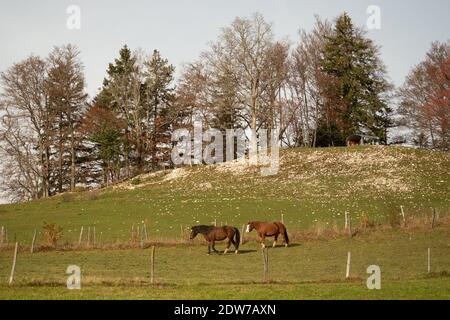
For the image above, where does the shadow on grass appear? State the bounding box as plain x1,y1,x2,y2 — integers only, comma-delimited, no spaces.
271,243,301,249
205,249,258,255
235,249,257,255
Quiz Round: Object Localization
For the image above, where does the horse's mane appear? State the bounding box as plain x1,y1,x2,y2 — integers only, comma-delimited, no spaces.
192,225,215,234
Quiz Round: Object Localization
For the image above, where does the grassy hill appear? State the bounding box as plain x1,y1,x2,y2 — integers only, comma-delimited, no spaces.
0,145,449,299
0,145,448,244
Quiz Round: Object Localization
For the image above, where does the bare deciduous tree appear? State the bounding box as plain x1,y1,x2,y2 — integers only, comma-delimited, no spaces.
208,13,276,131
398,41,449,150
0,56,51,201
47,44,88,191
285,17,332,147
0,45,88,201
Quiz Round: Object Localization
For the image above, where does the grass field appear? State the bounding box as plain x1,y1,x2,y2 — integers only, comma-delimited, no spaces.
1,228,449,299
2,279,450,300
0,146,449,299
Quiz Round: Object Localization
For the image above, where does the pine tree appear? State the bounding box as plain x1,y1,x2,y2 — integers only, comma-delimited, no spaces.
80,104,125,185
320,13,391,145
99,45,143,175
96,47,176,174
143,50,175,170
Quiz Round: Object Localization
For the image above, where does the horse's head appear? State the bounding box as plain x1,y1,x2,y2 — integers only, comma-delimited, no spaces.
246,222,255,233
189,227,199,240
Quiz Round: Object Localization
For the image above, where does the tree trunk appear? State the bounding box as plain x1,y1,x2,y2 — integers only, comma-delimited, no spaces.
58,113,64,193
69,115,76,191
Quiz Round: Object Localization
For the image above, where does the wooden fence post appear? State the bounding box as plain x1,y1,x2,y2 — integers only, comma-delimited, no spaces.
93,226,96,247
180,225,184,240
137,225,141,243
78,226,84,246
240,224,245,245
431,208,437,229
9,242,19,285
400,206,406,226
140,225,144,248
143,223,148,241
131,224,135,243
150,245,155,284
0,226,4,247
261,248,268,282
428,248,431,273
344,211,349,230
30,229,37,254
346,212,352,238
87,227,91,247
281,214,284,224
214,219,217,227
346,252,351,279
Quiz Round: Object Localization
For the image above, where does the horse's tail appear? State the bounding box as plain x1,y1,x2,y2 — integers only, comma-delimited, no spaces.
234,227,240,250
283,227,290,245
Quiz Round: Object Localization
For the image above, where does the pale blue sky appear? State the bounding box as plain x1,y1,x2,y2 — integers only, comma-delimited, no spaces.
1,0,449,97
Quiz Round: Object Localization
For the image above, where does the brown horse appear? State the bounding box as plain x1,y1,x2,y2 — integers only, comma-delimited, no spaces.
246,221,289,248
190,225,240,255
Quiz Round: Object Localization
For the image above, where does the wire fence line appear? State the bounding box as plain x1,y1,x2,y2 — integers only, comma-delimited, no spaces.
1,207,448,250
1,241,448,287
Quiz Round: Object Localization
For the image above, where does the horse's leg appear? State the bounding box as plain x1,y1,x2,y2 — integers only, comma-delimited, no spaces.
230,238,238,254
224,238,231,254
207,241,211,255
273,234,279,248
259,233,266,248
212,240,218,253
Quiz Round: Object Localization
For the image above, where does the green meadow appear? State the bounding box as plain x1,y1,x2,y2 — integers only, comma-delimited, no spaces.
0,146,449,299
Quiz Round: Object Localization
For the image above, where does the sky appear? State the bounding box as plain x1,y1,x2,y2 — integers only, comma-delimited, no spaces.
0,0,449,203
1,0,449,98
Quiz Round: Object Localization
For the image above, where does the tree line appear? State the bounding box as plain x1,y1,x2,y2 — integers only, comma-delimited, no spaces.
0,13,448,202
